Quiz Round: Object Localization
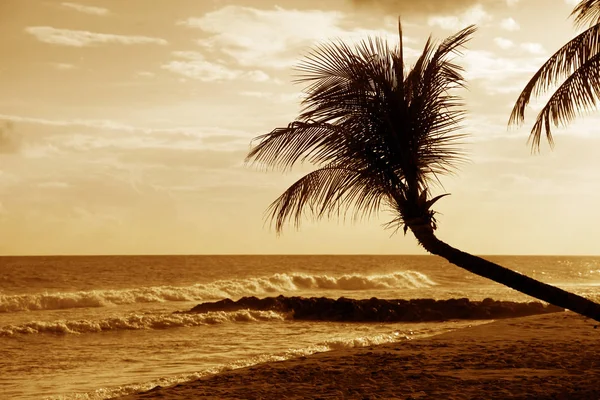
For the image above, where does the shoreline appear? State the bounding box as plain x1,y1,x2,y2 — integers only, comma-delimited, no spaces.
116,311,600,399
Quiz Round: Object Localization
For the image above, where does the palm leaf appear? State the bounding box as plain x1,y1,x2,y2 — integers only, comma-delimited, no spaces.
510,0,600,149
510,24,600,122
528,52,600,148
265,166,393,233
247,21,474,232
573,0,600,27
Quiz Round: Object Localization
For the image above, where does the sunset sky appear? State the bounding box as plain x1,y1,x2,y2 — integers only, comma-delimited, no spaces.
1,0,599,255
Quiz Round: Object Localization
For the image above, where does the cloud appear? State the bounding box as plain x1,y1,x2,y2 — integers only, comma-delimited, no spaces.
520,42,546,55
52,62,77,70
494,37,514,49
179,6,414,71
428,4,492,30
25,26,168,47
162,50,270,82
20,143,61,159
179,6,348,69
351,0,477,14
61,2,109,16
240,91,302,103
500,17,520,31
0,114,252,150
0,114,145,132
163,59,238,81
135,71,155,78
462,50,547,94
349,0,513,15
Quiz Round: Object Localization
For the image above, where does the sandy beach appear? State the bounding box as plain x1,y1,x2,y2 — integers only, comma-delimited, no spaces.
117,311,600,400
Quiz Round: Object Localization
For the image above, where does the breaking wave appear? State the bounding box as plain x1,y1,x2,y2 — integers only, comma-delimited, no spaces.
0,310,287,336
0,271,436,313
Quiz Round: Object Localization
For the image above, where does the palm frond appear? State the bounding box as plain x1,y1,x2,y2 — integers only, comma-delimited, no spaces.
572,0,600,27
527,52,600,149
247,21,474,232
509,22,600,129
510,0,600,150
266,166,392,233
247,122,346,171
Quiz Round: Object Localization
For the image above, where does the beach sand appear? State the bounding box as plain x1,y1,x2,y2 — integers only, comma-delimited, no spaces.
118,312,600,400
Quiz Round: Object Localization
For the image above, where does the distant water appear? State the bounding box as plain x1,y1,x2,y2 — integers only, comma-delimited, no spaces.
1,255,599,399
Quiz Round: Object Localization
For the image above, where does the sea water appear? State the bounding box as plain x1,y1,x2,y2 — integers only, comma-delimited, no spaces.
1,255,599,399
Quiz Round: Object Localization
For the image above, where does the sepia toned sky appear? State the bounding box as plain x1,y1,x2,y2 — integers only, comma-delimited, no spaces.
1,0,599,255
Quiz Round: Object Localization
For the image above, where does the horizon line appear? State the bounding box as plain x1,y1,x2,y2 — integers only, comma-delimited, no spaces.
1,253,599,257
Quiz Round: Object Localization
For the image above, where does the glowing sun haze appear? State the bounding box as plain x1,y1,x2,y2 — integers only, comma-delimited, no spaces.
1,0,598,255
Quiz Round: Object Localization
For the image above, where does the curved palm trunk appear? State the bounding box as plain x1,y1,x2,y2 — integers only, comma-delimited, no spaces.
406,219,600,322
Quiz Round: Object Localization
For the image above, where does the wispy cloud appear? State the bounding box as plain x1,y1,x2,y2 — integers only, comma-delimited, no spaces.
179,6,413,71
0,114,252,149
61,2,109,16
240,91,301,103
51,62,77,70
25,26,168,47
462,50,547,94
179,6,347,69
0,114,149,132
494,37,514,49
428,4,492,30
162,50,269,82
520,42,546,55
135,71,155,78
349,0,504,15
500,17,520,31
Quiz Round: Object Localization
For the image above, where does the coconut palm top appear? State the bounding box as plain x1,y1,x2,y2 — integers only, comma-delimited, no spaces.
246,22,475,234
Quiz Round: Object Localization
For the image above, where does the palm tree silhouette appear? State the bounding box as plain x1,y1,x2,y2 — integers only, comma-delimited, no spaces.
510,0,600,150
246,22,600,322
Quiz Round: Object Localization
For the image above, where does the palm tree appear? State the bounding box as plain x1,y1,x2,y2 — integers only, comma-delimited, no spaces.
246,22,600,322
510,0,600,150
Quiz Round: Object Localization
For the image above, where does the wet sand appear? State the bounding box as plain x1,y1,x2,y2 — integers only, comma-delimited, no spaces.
117,312,600,399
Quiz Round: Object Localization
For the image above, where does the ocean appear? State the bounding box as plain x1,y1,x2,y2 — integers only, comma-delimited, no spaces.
1,255,599,399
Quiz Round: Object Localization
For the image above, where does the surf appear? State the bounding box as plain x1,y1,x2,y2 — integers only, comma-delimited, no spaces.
0,271,437,313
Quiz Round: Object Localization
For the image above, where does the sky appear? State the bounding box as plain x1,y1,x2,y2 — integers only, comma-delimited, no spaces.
1,0,599,255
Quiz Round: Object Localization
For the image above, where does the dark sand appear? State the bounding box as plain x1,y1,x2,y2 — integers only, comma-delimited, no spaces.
118,312,600,399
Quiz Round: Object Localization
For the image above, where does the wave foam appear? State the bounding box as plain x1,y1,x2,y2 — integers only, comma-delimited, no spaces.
52,321,484,400
0,310,286,336
0,271,436,313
